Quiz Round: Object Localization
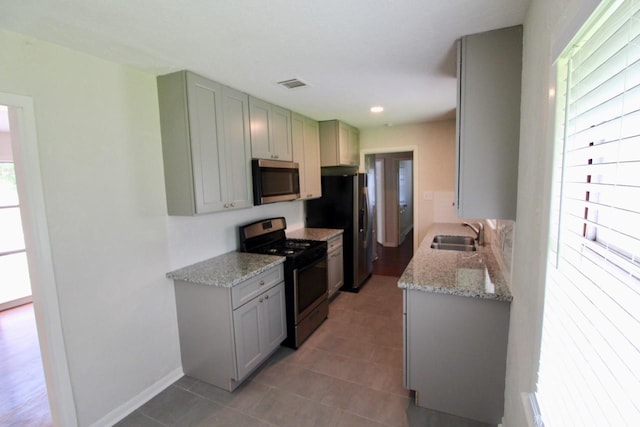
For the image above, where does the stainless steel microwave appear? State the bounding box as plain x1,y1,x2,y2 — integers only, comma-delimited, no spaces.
251,159,300,205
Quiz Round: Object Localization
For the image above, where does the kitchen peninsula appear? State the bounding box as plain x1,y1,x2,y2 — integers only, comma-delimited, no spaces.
399,223,512,425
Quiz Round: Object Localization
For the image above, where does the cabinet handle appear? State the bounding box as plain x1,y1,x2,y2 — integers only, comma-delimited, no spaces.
224,203,230,208
264,294,269,300
259,280,265,286
230,203,235,207
307,194,312,198
259,297,264,303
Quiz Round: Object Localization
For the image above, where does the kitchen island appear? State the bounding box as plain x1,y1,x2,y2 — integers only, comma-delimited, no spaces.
399,223,511,425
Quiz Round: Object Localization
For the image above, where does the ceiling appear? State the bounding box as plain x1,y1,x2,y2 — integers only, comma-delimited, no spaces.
0,0,530,129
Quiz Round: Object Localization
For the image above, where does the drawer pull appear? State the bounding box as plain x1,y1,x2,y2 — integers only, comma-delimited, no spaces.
264,294,269,300
259,280,265,286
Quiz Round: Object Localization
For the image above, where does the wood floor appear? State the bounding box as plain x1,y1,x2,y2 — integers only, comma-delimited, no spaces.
0,303,52,426
372,229,414,277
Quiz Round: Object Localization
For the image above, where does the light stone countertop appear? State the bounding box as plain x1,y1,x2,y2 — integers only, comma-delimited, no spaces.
286,227,343,241
398,223,512,302
166,251,285,287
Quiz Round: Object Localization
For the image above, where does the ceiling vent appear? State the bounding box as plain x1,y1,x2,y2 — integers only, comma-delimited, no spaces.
277,78,309,89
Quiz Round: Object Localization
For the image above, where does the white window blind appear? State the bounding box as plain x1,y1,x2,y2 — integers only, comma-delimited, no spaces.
538,0,640,425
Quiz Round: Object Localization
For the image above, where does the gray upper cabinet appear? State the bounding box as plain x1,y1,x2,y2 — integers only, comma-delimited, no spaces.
157,71,252,215
249,97,293,161
456,26,522,220
292,113,322,200
319,120,360,167
221,86,253,210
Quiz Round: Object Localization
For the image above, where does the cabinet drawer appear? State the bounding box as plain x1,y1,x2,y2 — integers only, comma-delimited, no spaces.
232,265,284,309
327,235,343,252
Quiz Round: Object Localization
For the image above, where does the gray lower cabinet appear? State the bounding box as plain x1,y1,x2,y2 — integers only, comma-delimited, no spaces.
327,234,344,298
456,26,522,219
174,265,286,391
157,71,253,215
404,289,510,425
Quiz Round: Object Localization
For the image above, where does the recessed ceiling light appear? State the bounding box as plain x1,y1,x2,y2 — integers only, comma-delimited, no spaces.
370,105,384,113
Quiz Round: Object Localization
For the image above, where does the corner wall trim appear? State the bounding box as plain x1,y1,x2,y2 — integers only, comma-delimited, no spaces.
521,392,545,427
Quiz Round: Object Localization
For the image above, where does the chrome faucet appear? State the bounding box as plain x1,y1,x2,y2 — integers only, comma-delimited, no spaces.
463,222,485,246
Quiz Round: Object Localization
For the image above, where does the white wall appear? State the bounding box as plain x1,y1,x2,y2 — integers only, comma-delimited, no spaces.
360,120,456,247
503,0,600,425
167,202,303,269
0,29,305,425
0,29,180,425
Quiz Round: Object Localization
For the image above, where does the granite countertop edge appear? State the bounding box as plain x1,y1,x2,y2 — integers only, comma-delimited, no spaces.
397,276,512,302
166,252,285,287
398,223,513,302
286,227,343,241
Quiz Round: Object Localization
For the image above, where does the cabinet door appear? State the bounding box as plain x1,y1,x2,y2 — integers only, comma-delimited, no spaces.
186,72,227,214
233,297,264,381
270,105,292,161
249,97,272,159
293,114,322,200
262,282,287,353
338,122,351,166
303,118,322,198
327,246,344,297
291,113,307,196
222,87,253,209
456,26,521,219
349,127,360,166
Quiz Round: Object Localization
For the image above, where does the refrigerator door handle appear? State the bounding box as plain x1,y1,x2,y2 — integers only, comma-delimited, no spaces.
362,188,370,248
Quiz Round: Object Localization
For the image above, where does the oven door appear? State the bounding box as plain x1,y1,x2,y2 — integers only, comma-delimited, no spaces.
293,255,328,323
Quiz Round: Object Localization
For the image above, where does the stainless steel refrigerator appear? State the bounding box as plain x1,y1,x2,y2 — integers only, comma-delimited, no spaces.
305,167,373,291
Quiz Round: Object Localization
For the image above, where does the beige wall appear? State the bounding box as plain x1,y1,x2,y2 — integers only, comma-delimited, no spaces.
360,120,456,247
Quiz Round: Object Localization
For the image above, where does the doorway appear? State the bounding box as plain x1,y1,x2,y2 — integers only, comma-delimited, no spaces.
0,95,76,426
1,105,32,309
364,152,414,277
0,104,52,425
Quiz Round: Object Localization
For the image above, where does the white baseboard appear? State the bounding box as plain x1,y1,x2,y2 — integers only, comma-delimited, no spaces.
89,367,184,427
0,296,33,311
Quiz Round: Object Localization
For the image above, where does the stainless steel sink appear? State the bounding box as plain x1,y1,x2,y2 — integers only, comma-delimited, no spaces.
430,235,476,252
432,235,475,245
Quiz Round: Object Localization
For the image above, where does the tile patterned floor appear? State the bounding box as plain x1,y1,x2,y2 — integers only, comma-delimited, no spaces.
117,275,492,427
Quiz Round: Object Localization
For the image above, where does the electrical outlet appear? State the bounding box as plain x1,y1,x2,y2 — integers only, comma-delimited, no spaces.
423,191,433,201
